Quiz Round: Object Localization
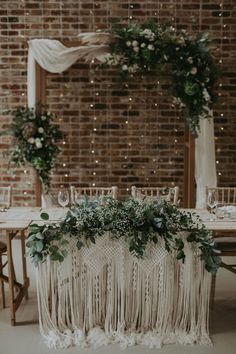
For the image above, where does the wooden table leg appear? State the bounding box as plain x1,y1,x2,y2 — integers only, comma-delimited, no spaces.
21,230,29,300
0,255,6,308
6,231,15,326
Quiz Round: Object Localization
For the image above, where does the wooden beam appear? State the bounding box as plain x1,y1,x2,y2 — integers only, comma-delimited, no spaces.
35,62,47,206
36,62,46,107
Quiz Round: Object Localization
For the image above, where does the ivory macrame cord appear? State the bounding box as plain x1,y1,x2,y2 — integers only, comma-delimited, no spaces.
36,232,212,349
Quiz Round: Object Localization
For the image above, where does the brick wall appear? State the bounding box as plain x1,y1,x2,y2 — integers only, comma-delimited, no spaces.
0,0,235,205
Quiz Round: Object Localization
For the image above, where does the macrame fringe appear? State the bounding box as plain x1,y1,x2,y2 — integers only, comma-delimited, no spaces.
36,234,212,349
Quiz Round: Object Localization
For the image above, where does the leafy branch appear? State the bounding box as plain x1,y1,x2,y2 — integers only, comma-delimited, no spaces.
101,21,220,137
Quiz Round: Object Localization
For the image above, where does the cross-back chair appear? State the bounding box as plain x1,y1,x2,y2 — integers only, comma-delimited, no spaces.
207,187,236,311
0,186,11,209
70,186,118,204
0,186,13,308
206,186,236,207
131,186,180,205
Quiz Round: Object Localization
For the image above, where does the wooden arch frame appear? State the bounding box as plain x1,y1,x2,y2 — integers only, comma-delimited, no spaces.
34,41,195,208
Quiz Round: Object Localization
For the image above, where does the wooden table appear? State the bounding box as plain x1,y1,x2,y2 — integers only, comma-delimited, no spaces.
0,207,235,329
0,207,66,222
185,209,236,232
1,207,236,232
0,220,30,325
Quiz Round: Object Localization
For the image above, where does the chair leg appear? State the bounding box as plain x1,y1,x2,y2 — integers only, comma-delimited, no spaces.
0,255,6,308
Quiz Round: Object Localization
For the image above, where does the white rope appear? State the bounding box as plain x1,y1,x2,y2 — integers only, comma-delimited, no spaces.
36,232,212,349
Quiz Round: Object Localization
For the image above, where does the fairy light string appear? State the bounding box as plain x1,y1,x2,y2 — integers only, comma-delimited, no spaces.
216,0,225,178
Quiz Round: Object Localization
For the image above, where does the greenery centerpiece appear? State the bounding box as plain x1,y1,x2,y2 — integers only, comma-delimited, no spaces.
27,197,220,273
102,21,219,137
4,106,64,191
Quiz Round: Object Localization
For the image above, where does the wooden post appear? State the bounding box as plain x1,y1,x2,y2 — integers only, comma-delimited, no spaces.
183,127,195,208
35,63,46,207
36,62,46,106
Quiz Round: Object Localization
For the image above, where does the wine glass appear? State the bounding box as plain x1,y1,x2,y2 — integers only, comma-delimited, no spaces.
58,189,69,208
207,190,217,220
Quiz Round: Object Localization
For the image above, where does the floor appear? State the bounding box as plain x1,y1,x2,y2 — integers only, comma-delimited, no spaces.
0,264,236,354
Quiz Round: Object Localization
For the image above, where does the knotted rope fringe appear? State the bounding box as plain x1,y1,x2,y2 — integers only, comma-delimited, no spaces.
36,233,212,349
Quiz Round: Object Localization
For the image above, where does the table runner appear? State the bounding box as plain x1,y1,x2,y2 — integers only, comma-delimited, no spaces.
36,232,211,349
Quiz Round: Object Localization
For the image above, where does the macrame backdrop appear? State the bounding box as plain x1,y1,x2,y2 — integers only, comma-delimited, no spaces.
36,233,212,349
27,37,217,208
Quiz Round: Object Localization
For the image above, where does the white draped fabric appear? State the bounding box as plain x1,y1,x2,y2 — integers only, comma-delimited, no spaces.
27,38,217,207
37,233,211,349
195,119,217,208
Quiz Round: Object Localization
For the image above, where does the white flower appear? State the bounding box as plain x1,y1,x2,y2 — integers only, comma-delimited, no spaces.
176,37,185,45
128,64,139,73
35,138,42,149
141,29,155,41
28,138,35,144
164,55,168,61
141,43,146,48
133,46,139,53
111,54,121,65
38,127,44,133
173,97,186,109
147,44,154,51
203,88,210,102
100,53,112,64
122,64,128,71
187,57,193,64
190,67,197,75
41,115,47,121
132,40,138,47
126,41,131,47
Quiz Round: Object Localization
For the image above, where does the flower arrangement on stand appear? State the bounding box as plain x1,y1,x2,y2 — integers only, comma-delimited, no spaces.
102,21,219,137
4,106,64,192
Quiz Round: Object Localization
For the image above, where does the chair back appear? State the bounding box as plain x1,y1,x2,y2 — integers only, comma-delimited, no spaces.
131,186,179,205
0,186,11,208
70,186,118,204
205,186,236,206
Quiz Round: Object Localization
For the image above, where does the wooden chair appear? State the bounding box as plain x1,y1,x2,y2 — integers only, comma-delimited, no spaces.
70,186,118,204
206,186,236,208
0,186,13,308
131,186,180,205
207,187,236,311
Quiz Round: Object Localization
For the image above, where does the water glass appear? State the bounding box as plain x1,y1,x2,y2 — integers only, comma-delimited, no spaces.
58,189,69,208
207,190,217,214
215,204,225,219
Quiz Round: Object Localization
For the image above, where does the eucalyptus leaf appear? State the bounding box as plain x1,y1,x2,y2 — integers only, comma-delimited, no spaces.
40,212,49,221
36,241,44,253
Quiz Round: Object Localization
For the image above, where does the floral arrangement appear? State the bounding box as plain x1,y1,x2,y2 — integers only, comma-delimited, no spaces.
5,106,64,190
103,21,219,137
27,197,220,273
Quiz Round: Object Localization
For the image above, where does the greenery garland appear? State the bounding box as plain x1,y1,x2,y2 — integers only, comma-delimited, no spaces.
3,106,64,191
103,21,219,137
27,197,220,273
